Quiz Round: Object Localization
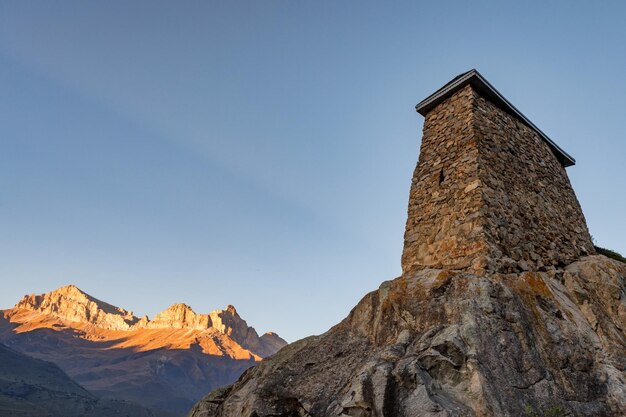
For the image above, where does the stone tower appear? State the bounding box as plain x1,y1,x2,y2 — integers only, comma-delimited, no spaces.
402,69,594,275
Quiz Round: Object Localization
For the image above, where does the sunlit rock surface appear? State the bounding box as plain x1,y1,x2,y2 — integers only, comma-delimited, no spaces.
189,255,626,417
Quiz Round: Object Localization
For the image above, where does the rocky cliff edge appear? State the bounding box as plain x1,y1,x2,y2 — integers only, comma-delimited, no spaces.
189,255,626,417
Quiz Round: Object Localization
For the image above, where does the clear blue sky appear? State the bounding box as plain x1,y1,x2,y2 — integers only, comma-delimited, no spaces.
1,1,624,342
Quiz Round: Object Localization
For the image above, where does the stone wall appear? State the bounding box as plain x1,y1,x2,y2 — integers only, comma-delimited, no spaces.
402,85,488,272
402,84,594,275
473,93,594,272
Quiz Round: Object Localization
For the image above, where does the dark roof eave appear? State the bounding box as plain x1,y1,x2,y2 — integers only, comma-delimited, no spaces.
415,69,576,168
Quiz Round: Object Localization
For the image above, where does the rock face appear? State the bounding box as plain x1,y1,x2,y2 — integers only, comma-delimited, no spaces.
1,285,287,416
189,70,625,417
190,256,626,417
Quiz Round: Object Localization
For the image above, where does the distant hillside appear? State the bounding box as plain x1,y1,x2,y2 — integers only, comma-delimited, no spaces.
0,342,154,417
0,285,287,416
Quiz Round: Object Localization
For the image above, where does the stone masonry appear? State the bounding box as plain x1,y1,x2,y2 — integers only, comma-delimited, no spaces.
402,71,594,274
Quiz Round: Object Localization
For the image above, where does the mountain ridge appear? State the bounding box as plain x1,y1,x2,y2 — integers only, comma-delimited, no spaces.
1,284,287,416
14,284,279,340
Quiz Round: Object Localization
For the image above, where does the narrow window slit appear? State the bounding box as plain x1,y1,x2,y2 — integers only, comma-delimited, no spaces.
439,168,445,185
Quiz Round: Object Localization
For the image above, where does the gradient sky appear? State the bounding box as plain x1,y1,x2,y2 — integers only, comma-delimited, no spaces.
1,1,624,342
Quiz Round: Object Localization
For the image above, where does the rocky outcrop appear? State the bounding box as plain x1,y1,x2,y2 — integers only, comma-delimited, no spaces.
189,255,626,417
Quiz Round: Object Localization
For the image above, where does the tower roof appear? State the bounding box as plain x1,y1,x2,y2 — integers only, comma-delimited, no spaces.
415,69,575,167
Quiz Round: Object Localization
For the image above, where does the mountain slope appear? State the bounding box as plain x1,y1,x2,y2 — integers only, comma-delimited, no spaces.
0,342,154,417
189,255,626,417
0,285,286,416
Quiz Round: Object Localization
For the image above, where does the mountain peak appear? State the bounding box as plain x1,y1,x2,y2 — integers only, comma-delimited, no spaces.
13,284,139,331
3,288,288,416
46,284,89,300
146,303,210,330
210,304,239,318
56,283,81,292
7,287,286,356
163,302,195,313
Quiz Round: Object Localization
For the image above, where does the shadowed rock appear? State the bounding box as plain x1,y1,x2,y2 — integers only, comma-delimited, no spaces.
189,256,626,416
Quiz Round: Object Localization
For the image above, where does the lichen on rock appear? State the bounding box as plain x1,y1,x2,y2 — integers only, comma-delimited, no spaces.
189,256,626,417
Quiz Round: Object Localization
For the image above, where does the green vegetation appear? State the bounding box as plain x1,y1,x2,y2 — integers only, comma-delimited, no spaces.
524,404,566,417
594,245,626,264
